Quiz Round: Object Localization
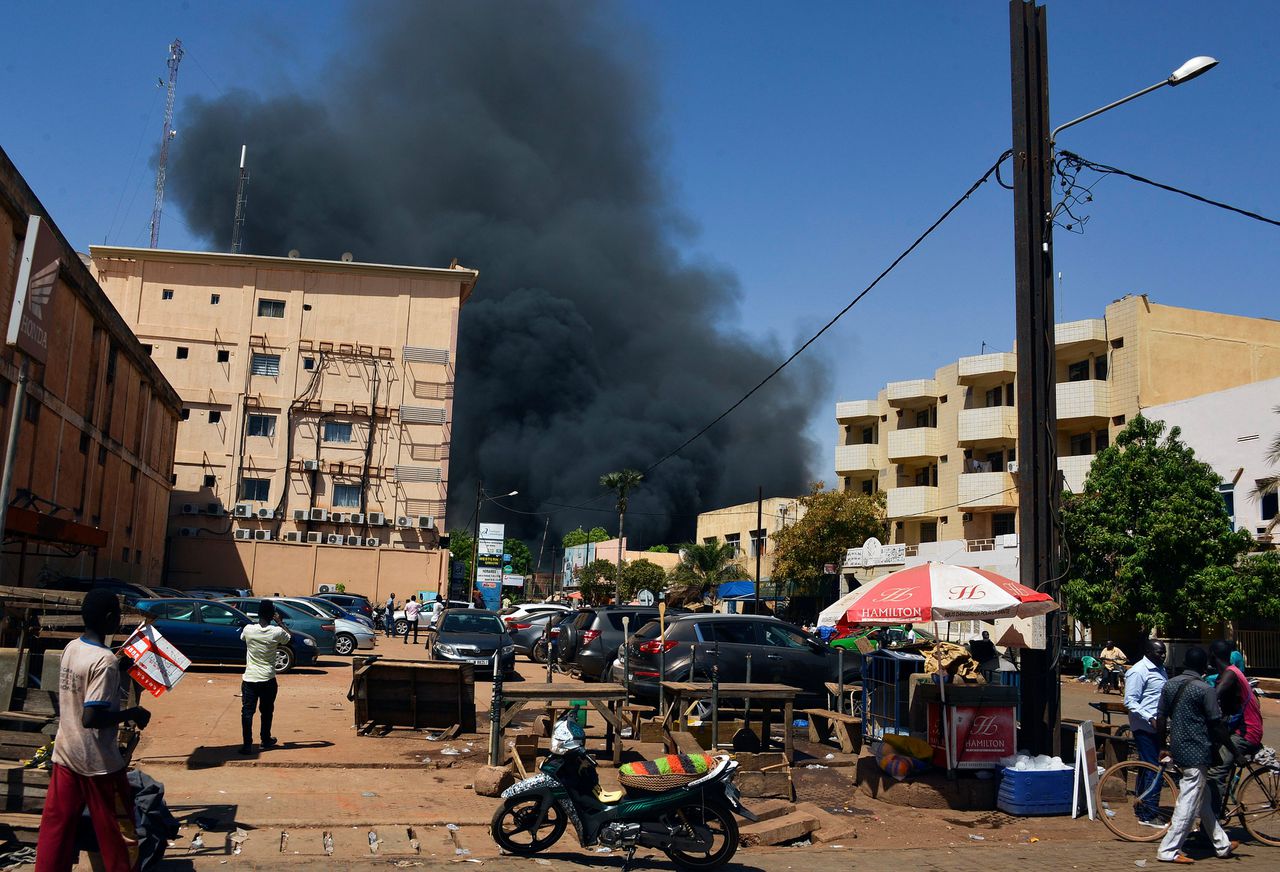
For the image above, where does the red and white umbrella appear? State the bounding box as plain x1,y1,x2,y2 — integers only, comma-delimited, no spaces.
842,563,1057,625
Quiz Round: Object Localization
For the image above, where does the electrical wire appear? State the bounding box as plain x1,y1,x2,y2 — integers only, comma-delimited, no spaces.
1057,150,1280,229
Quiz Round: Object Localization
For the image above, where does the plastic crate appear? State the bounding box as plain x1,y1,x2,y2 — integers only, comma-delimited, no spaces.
996,766,1075,816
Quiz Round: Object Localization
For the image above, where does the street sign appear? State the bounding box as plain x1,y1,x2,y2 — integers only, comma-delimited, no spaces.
843,536,907,568
479,523,505,541
7,215,60,364
636,589,656,606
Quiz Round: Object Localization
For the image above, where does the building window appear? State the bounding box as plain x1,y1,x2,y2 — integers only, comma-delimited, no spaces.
1261,488,1278,522
984,450,1005,472
176,346,189,360
247,414,276,437
332,484,362,508
257,299,286,318
724,532,741,556
210,293,220,305
1094,429,1110,451
180,408,190,421
914,408,933,428
323,421,353,443
919,522,938,544
161,289,174,301
993,512,1016,538
217,349,230,363
203,474,217,488
1006,383,1015,406
240,477,270,502
250,353,280,376
302,356,316,371
749,529,767,558
1069,432,1092,456
1094,355,1109,381
1067,360,1090,382
861,479,874,495
208,410,221,424
861,426,874,444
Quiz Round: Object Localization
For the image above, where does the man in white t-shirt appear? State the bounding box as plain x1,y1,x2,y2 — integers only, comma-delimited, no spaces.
403,596,421,644
428,594,444,628
239,600,292,755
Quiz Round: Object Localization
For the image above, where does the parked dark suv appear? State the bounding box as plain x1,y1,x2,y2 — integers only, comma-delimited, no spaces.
612,613,862,705
558,606,673,681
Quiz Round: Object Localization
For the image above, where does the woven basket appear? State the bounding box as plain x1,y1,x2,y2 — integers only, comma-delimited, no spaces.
618,771,699,792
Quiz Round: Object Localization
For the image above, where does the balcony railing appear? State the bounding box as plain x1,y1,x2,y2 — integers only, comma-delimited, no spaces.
835,443,882,475
957,352,1016,385
887,486,941,519
887,427,943,462
957,471,1017,509
958,406,1017,445
1056,380,1110,421
886,378,940,407
835,399,879,423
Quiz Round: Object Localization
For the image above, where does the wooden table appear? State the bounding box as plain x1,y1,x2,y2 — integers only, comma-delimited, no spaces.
660,682,799,762
493,683,629,765
1088,700,1130,727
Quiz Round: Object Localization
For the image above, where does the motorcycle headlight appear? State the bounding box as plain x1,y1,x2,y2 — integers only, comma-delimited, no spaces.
435,644,458,656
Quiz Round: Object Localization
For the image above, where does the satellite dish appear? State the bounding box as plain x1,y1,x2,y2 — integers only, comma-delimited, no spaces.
340,252,354,262
287,249,301,259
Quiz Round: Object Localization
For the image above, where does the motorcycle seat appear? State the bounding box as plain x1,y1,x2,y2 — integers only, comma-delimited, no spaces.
592,785,624,804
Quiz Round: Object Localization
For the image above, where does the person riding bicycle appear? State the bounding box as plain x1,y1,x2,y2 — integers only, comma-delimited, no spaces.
1207,639,1263,816
1098,640,1127,693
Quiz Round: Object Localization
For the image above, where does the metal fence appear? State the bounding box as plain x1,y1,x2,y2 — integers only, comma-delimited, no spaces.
1238,630,1280,670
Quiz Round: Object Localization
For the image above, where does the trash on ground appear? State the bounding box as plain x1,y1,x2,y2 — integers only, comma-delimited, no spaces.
446,823,460,831
362,791,378,797
1135,861,1148,868
804,764,828,770
593,846,612,853
455,848,472,856
968,834,985,841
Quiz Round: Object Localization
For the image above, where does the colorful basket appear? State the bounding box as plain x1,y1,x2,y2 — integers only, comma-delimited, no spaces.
618,754,716,791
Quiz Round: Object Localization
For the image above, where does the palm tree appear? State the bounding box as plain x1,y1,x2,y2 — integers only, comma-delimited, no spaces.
599,469,644,602
1255,406,1280,534
666,540,748,607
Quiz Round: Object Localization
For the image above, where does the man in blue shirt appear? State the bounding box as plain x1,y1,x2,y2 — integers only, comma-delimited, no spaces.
1123,639,1167,826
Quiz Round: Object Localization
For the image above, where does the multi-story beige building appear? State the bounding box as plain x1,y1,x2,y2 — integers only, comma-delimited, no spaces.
0,149,180,587
835,296,1280,548
695,497,807,581
90,246,478,596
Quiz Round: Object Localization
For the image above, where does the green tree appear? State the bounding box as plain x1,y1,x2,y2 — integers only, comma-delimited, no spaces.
646,544,670,553
573,558,667,604
666,540,748,607
503,538,532,575
621,558,667,602
447,528,475,582
562,526,612,548
771,482,887,588
1061,415,1257,635
577,558,618,605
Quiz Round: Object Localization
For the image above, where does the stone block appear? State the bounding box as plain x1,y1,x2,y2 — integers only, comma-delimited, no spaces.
472,765,516,797
738,811,818,847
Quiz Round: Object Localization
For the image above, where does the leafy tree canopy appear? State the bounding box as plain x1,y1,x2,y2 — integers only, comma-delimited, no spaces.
665,540,747,607
562,526,612,548
503,538,532,575
447,528,474,581
1061,415,1261,634
771,482,887,584
647,544,670,553
576,558,668,604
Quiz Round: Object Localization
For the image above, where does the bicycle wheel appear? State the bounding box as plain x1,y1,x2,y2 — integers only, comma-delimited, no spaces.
1237,766,1280,847
1096,760,1180,842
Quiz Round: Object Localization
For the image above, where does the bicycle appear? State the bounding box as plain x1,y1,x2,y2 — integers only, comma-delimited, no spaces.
1096,752,1280,845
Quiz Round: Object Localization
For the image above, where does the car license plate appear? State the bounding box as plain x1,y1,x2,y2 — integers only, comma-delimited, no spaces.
468,657,492,665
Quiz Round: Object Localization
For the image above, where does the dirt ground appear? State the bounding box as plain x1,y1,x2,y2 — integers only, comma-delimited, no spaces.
54,639,1280,868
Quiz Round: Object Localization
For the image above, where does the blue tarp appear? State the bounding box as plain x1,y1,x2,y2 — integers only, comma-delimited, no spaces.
717,580,755,599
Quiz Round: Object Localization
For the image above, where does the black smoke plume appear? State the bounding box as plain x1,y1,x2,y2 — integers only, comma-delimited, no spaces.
169,0,828,546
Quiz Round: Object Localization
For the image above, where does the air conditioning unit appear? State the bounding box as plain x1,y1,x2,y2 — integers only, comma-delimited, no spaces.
348,513,365,525
326,534,344,545
206,503,225,516
1007,461,1019,474
317,583,337,593
367,512,385,526
233,503,254,518
330,512,347,524
306,532,324,544
234,529,253,540
396,516,413,528
255,530,273,541
962,513,973,522
417,515,435,529
283,531,301,542
178,527,198,537
303,459,321,471
256,507,275,520
292,509,308,522
181,504,198,515
365,538,380,548
345,536,364,546
309,507,328,522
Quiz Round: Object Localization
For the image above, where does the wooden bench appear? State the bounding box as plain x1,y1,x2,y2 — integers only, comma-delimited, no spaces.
797,708,862,754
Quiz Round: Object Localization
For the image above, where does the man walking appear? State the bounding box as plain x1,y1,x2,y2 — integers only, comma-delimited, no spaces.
1156,646,1237,863
1207,639,1263,815
36,590,152,872
383,592,396,637
240,599,291,755
1124,639,1168,827
428,593,444,629
403,595,420,644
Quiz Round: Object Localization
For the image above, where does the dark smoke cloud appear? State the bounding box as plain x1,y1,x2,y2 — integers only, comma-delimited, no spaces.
169,0,829,545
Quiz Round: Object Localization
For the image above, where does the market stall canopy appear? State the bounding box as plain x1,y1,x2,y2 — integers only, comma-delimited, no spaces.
716,580,754,599
835,563,1057,625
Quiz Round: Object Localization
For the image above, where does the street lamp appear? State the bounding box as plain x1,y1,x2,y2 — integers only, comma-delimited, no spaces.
1050,56,1218,144
469,481,519,605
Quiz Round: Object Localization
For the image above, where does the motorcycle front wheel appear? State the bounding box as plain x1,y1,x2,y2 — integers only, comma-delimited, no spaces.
490,797,567,855
663,802,739,870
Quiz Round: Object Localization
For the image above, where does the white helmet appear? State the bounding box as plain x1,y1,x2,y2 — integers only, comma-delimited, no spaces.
550,716,586,755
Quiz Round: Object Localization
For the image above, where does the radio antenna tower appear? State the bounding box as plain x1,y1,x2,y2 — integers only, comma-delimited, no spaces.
149,38,184,248
230,145,250,253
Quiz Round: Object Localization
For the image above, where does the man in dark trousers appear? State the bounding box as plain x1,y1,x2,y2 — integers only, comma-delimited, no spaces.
1207,639,1264,815
1155,646,1237,864
36,589,152,872
239,599,291,754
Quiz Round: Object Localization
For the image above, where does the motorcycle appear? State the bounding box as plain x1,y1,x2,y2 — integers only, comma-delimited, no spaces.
490,717,754,870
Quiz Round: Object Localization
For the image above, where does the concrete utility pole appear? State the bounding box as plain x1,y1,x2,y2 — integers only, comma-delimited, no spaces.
1009,0,1062,756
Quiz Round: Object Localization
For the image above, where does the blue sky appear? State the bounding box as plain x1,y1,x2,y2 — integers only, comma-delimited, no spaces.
4,1,1278,483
